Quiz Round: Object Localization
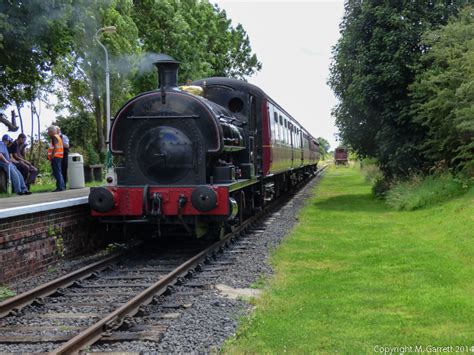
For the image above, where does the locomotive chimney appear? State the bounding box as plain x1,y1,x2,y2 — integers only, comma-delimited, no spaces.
153,54,180,90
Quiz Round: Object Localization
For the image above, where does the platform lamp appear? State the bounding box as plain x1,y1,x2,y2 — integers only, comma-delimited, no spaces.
94,26,116,171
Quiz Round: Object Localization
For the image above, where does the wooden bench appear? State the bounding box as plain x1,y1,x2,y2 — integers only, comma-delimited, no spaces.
84,164,103,183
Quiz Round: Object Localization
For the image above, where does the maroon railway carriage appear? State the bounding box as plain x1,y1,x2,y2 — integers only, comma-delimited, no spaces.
89,54,319,237
334,147,348,166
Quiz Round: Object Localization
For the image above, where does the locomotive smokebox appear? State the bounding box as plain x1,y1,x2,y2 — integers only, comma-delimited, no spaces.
153,54,180,89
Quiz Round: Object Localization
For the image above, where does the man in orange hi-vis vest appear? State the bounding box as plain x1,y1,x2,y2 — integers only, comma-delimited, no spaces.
47,126,65,191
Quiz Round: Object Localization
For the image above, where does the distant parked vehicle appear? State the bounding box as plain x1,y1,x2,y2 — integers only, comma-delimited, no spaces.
334,147,348,166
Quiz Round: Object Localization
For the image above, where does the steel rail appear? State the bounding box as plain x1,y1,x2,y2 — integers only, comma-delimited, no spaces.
52,219,256,354
52,166,327,354
0,252,126,318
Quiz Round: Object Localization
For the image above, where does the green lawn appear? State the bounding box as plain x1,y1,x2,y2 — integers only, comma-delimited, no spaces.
226,166,474,353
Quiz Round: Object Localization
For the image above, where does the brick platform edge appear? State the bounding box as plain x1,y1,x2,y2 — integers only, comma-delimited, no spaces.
0,204,106,284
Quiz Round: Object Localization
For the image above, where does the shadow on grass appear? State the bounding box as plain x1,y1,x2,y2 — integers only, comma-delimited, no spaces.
313,193,386,213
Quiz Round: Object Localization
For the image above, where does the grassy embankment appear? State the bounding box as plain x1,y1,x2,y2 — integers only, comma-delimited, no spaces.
226,165,474,353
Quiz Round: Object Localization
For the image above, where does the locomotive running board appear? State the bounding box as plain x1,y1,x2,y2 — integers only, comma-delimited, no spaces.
216,176,260,192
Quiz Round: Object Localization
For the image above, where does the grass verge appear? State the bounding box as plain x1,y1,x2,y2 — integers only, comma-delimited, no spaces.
225,165,474,353
385,173,470,210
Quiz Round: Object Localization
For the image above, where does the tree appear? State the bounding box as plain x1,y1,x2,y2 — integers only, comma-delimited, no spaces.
55,0,260,153
1,0,261,160
329,0,468,176
53,0,140,152
132,0,261,93
316,137,330,158
410,7,474,174
0,1,74,107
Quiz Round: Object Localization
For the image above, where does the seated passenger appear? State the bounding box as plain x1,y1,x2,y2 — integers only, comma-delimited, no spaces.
3,134,28,180
5,133,39,189
0,138,31,195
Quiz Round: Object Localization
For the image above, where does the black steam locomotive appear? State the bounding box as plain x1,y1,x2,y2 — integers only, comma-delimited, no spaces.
89,54,319,237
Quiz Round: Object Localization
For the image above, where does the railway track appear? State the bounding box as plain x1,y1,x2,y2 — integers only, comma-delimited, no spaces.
0,166,326,354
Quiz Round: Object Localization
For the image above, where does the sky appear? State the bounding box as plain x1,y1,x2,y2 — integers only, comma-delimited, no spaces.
214,0,345,149
1,0,344,150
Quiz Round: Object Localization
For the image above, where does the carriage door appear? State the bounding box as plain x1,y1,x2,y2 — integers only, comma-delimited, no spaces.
289,123,294,167
300,131,304,164
249,94,259,171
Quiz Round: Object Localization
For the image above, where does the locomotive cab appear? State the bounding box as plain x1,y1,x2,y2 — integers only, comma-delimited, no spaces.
192,78,263,178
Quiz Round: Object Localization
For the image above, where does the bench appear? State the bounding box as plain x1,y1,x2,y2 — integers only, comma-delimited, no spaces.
84,164,103,183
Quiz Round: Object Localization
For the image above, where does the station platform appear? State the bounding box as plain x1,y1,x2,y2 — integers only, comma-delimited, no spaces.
0,188,90,219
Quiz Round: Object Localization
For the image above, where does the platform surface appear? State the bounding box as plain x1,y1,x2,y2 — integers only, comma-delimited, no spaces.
0,188,90,219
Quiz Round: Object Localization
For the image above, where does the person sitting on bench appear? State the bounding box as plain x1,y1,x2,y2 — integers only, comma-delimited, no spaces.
0,139,31,195
4,134,38,189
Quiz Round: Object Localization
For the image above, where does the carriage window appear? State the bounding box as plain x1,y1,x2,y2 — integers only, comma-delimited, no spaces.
274,111,278,122
282,119,286,143
278,115,282,142
279,115,283,125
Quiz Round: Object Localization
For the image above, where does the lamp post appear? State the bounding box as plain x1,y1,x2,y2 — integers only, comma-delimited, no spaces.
94,26,116,157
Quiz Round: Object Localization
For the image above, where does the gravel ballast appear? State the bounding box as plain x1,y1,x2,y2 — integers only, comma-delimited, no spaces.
92,175,321,353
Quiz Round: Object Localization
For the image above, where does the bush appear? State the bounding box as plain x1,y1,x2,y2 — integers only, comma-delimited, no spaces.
372,177,392,199
360,158,383,183
358,158,389,198
385,173,470,211
84,143,100,165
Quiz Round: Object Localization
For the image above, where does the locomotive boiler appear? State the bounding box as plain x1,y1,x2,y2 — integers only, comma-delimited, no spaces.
89,54,319,237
